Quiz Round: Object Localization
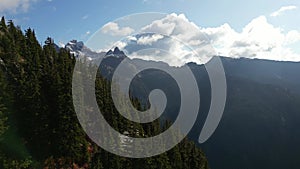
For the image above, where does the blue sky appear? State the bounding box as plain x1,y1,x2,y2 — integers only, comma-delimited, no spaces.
1,0,299,43
1,0,300,63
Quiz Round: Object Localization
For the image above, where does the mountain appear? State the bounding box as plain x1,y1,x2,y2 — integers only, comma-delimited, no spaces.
65,40,106,60
70,42,300,169
221,57,300,94
105,47,127,58
65,40,127,61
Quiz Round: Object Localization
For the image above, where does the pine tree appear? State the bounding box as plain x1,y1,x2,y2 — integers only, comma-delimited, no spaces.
0,18,210,169
0,68,8,139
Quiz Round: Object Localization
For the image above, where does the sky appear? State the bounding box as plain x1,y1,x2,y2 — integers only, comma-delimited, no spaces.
0,0,300,63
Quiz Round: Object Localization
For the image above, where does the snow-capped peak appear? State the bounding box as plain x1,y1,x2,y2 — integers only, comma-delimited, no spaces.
65,40,84,52
65,40,106,60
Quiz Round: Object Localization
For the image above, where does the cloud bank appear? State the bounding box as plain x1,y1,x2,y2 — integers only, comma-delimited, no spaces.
113,12,300,66
200,15,300,61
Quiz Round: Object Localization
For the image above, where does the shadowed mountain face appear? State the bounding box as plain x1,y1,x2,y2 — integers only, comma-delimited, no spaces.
221,57,300,94
200,58,300,169
68,43,300,169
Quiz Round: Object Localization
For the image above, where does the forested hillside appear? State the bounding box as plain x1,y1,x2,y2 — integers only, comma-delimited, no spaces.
0,17,209,169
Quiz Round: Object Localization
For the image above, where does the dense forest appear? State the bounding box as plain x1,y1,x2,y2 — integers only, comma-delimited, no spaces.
0,17,209,169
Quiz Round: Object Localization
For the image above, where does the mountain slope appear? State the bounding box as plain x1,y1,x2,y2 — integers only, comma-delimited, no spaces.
70,43,300,169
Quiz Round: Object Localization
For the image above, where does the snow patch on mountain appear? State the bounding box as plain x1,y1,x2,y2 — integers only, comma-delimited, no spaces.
65,40,106,60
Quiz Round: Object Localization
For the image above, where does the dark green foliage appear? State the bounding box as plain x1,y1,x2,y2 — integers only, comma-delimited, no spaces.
0,17,209,169
0,69,8,138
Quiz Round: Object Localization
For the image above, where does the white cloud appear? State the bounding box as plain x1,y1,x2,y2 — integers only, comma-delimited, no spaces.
102,22,134,36
148,14,300,62
141,16,176,35
285,30,300,45
111,13,300,65
137,34,164,45
0,0,37,13
80,30,91,40
137,13,215,65
200,15,300,61
130,49,186,67
113,41,127,50
82,14,89,20
141,13,199,40
270,5,297,17
127,36,137,41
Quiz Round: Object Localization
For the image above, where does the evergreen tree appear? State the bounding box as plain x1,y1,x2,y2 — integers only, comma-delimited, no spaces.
0,68,8,140
0,17,210,169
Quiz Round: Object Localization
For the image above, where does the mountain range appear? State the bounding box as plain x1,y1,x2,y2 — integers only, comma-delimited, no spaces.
65,40,300,169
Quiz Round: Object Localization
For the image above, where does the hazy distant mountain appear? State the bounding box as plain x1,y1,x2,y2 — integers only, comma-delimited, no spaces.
67,41,300,169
